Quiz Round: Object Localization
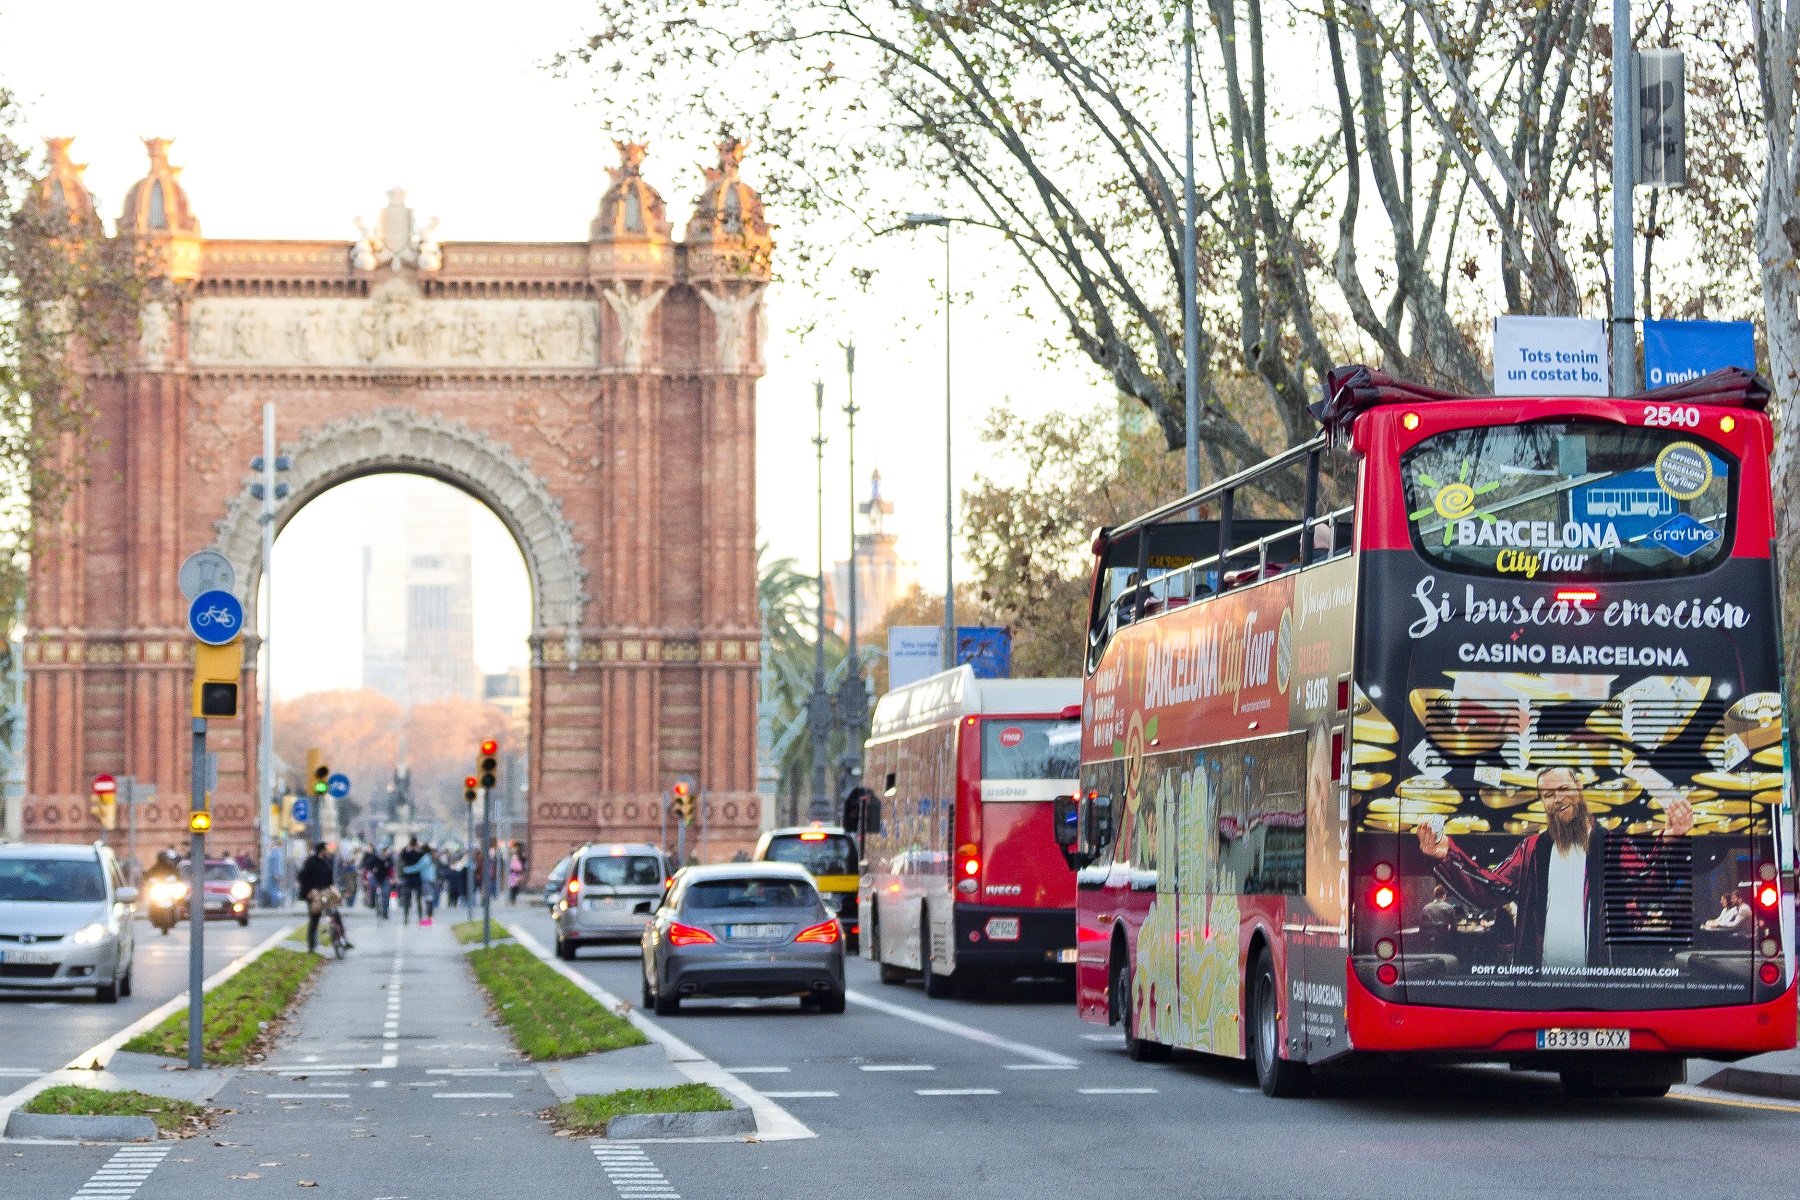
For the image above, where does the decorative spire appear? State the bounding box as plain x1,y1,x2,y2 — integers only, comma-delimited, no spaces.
684,138,771,251
32,137,96,225
120,137,200,237
590,140,671,243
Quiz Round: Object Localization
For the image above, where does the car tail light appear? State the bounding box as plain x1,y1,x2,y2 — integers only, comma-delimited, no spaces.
566,875,581,897
794,920,841,944
1760,962,1781,986
1376,963,1399,986
1757,882,1780,910
667,922,716,946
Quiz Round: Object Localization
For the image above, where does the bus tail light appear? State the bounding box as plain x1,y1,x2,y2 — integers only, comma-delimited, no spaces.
1555,588,1598,605
667,922,717,946
794,920,841,944
1757,882,1780,910
1375,938,1396,960
1372,884,1397,911
962,858,980,877
1376,963,1399,986
1760,962,1781,986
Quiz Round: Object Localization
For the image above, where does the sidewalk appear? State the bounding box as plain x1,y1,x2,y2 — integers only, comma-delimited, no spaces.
1692,1047,1800,1100
147,916,599,1195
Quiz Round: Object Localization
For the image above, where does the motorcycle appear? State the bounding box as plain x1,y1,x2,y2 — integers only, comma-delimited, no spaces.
146,877,189,934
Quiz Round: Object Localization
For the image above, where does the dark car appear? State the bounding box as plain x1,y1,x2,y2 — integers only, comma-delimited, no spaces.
641,862,846,1015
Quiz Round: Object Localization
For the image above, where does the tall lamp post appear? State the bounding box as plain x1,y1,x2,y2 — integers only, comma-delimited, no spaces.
808,381,832,821
835,342,869,805
1609,0,1637,396
1180,1,1202,493
902,212,954,670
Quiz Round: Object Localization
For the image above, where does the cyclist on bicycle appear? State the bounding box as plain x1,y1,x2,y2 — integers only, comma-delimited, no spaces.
298,842,343,953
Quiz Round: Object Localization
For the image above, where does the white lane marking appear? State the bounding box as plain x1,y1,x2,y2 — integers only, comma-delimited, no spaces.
266,1093,350,1099
425,1068,535,1076
914,1088,1000,1096
433,1092,514,1098
859,1064,934,1072
1080,1087,1160,1094
724,1066,790,1074
761,1091,840,1098
592,1144,681,1199
508,923,813,1141
0,1068,45,1077
69,1145,168,1199
1004,1063,1079,1070
844,989,1079,1066
1081,1033,1124,1041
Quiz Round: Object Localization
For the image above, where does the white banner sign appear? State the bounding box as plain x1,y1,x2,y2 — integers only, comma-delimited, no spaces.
1492,316,1609,397
888,626,944,691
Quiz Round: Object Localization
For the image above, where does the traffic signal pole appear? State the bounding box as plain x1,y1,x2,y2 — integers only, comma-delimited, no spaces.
188,718,206,1070
480,786,492,948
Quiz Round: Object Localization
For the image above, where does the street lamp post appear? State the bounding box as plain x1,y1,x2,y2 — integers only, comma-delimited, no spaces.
1610,0,1637,396
903,212,954,670
835,342,869,804
808,381,832,822
1181,1,1202,493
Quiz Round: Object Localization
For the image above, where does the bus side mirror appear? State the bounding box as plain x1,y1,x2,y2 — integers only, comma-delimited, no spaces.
1053,794,1087,870
1079,795,1113,859
863,795,882,835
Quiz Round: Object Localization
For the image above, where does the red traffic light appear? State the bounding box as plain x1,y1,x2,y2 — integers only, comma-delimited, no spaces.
480,739,498,757
464,776,478,789
672,781,691,797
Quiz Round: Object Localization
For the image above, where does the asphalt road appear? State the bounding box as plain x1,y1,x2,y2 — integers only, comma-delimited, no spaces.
518,907,1800,1200
0,912,276,1078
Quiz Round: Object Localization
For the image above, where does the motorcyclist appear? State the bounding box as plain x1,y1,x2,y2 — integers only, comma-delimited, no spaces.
143,848,181,886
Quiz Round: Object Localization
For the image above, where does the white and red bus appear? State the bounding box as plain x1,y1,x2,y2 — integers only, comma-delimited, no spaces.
1063,366,1796,1096
853,665,1082,996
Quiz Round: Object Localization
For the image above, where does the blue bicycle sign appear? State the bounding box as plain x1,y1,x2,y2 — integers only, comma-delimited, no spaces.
188,589,244,646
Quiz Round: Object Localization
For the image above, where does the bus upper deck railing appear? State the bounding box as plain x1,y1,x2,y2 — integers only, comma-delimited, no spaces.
1104,433,1329,542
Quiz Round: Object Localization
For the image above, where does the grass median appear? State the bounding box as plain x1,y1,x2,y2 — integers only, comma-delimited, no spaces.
22,1085,210,1135
465,941,646,1059
453,919,510,945
545,1084,732,1135
121,946,322,1065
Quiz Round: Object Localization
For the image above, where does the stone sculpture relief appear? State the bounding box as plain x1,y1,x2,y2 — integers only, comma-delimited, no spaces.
138,301,171,366
187,279,600,369
601,284,668,368
699,286,764,369
352,188,442,272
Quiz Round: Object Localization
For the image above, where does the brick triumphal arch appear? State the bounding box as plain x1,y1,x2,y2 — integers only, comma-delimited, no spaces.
24,138,770,872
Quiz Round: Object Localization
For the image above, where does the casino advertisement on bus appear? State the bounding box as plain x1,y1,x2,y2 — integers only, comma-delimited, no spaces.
1350,420,1788,1010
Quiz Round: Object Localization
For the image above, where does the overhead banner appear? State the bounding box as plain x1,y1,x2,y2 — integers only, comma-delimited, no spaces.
887,626,943,690
1643,319,1755,389
1493,316,1609,397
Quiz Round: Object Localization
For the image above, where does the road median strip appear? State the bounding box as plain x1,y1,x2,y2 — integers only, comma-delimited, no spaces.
121,946,321,1065
545,1083,742,1139
453,919,512,945
12,1085,212,1141
464,941,647,1059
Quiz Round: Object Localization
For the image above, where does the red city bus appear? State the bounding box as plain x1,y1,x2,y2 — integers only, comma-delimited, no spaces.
1062,366,1796,1096
854,665,1082,996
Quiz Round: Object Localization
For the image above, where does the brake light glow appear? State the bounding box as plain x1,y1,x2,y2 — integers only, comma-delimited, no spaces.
800,831,828,841
794,920,841,944
1401,412,1420,431
1757,883,1780,910
962,858,980,877
1556,588,1598,605
1372,884,1397,910
667,922,716,946
566,876,581,896
1760,962,1781,986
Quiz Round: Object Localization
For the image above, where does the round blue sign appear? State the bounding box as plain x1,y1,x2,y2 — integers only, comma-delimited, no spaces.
188,589,244,646
326,773,351,799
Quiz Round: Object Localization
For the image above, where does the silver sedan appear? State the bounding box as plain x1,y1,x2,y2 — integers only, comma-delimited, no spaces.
641,862,846,1015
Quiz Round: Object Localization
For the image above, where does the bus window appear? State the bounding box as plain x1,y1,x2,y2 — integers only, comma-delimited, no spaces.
1213,733,1306,896
1401,422,1734,580
983,719,1081,779
762,833,858,876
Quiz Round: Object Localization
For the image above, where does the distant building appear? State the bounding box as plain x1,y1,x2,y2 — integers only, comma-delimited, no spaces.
484,666,530,729
362,481,479,707
831,470,918,640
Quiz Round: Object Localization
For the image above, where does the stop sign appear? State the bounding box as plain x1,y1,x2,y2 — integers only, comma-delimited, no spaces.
92,774,117,795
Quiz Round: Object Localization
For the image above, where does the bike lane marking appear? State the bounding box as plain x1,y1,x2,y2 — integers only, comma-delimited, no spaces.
508,924,814,1141
593,1144,681,1199
67,1143,167,1200
842,988,1079,1066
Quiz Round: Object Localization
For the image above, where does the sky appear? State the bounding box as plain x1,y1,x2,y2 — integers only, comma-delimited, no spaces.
1,1,1113,696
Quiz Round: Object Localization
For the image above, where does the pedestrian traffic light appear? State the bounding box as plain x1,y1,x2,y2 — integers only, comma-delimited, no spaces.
477,739,498,790
192,640,245,718
306,748,329,799
670,779,695,824
463,775,478,804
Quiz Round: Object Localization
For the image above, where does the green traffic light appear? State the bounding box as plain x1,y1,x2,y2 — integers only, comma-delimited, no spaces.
313,782,327,794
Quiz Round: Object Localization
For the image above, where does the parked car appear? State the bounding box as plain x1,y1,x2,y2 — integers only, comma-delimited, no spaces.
641,862,846,1015
553,843,670,958
752,823,861,952
0,841,136,1002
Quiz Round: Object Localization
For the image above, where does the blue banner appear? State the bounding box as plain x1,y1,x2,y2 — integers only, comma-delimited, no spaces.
955,626,1011,679
1643,320,1755,389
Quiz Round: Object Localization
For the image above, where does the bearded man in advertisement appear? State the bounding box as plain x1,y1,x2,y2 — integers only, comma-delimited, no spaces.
1416,764,1694,971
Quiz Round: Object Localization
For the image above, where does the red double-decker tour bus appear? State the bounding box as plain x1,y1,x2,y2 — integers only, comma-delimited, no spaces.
1061,366,1796,1096
853,665,1082,996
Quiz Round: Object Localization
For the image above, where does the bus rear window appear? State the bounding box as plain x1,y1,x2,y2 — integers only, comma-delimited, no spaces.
983,719,1081,779
1400,422,1733,580
762,835,858,876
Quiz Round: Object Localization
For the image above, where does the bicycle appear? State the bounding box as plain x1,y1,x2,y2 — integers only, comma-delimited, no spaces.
328,904,350,959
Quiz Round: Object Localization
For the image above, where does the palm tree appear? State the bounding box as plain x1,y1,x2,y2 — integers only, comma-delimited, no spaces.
758,544,847,822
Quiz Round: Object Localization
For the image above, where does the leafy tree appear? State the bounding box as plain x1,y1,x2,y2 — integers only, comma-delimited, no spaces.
757,545,851,821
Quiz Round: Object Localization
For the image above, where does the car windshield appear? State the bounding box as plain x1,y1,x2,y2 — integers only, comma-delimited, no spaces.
583,855,663,887
762,835,857,876
0,857,107,902
203,863,241,882
983,719,1082,778
684,878,816,909
1400,421,1735,580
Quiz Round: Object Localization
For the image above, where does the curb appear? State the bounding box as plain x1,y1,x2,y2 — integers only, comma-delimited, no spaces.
3,1113,159,1141
605,1108,758,1139
1694,1065,1800,1101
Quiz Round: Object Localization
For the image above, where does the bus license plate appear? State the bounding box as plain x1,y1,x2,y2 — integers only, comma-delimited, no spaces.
985,918,1020,941
1536,1028,1630,1051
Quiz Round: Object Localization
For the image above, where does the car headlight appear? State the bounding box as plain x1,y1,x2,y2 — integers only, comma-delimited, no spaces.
70,922,109,945
228,881,252,901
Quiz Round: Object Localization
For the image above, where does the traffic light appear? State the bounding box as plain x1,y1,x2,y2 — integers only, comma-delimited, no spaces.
463,775,478,804
670,779,695,825
477,739,498,790
192,640,245,718
306,748,330,799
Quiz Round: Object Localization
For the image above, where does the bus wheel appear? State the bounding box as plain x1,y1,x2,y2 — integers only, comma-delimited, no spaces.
1118,962,1170,1062
922,909,956,999
1251,951,1311,1097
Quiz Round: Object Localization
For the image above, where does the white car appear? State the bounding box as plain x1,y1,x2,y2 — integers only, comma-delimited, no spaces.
0,842,137,1002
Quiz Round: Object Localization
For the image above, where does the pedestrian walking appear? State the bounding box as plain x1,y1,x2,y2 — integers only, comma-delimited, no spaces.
297,842,335,953
361,845,392,919
507,847,524,906
446,846,466,907
398,837,426,924
412,844,440,925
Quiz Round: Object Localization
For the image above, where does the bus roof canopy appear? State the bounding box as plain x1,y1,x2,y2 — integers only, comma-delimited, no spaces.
869,665,1079,741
